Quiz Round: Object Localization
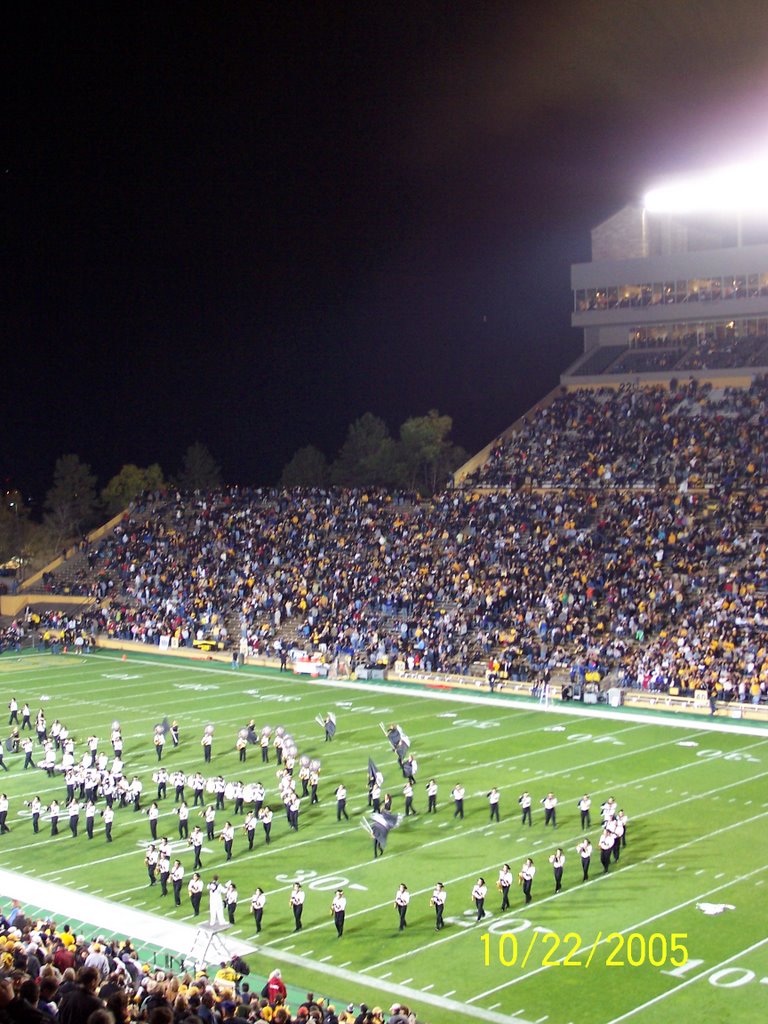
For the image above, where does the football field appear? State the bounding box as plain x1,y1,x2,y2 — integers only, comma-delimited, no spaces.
0,648,766,1024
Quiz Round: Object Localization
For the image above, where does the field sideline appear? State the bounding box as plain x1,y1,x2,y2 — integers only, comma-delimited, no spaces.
0,648,766,1024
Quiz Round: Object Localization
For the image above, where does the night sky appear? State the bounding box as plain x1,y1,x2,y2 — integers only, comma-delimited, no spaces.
7,1,768,503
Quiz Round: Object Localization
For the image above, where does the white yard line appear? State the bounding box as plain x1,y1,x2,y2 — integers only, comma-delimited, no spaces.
362,806,768,976
0,867,255,961
603,935,768,1024
467,861,768,1005
81,652,768,737
252,769,768,953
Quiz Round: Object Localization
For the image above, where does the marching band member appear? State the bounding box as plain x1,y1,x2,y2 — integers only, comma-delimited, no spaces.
290,882,305,931
251,887,266,932
394,883,410,930
549,848,565,892
498,863,513,911
519,858,535,904
331,888,346,936
472,877,487,920
430,882,446,930
577,837,592,881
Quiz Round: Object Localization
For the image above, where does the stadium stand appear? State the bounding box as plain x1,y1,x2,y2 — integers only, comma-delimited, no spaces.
12,201,768,713
0,905,403,1023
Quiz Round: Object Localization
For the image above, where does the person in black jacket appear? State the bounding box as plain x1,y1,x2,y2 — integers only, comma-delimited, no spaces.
56,967,104,1024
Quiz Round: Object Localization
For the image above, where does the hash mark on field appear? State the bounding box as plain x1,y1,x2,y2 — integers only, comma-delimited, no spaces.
502,834,511,840
680,791,689,797
489,1004,501,1011
649,787,657,792
380,972,392,979
300,950,314,957
695,869,705,876
283,945,295,951
422,984,434,992
728,798,736,803
339,961,351,967
443,990,456,997
745,800,753,806
657,863,666,869
439,823,449,828
400,977,413,984
755,880,765,887
676,866,686,872
319,955,332,962
715,872,725,879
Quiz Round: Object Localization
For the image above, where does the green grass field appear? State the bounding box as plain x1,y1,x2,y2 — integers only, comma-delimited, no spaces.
0,648,767,1024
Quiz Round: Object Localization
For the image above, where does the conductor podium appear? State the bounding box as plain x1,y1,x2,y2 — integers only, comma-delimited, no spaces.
185,923,233,969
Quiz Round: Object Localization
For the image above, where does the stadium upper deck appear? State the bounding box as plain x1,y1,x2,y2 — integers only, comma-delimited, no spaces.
566,204,768,382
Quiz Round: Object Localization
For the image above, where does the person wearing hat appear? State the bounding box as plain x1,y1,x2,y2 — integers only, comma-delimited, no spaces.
331,889,346,937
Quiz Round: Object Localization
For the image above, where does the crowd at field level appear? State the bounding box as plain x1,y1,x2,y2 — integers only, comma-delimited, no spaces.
27,380,768,706
0,905,419,1023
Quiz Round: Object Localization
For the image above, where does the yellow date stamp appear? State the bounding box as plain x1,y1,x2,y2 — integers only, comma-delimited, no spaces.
480,930,689,969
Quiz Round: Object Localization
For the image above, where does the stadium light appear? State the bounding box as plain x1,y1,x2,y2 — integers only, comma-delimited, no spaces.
643,159,768,215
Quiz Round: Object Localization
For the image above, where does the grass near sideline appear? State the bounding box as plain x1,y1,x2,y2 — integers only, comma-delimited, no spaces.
0,648,766,1024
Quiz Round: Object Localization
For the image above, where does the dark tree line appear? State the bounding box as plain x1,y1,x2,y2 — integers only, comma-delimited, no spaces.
280,409,466,493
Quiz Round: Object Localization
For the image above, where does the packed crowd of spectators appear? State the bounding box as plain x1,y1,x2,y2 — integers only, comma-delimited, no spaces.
0,905,414,1023
474,379,768,490
25,379,767,703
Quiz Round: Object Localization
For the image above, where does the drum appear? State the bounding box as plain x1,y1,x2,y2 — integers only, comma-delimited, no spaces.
224,782,236,801
243,784,255,803
205,778,216,794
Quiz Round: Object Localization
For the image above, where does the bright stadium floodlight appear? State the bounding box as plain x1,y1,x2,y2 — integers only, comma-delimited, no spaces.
643,159,768,215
